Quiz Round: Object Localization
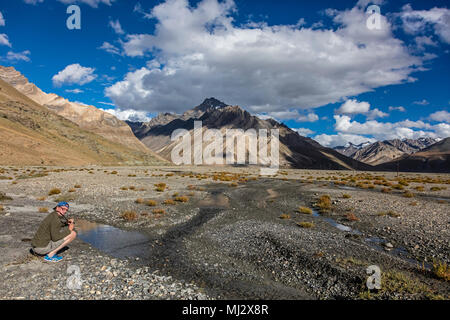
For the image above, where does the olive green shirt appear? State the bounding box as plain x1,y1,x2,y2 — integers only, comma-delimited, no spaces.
31,211,71,248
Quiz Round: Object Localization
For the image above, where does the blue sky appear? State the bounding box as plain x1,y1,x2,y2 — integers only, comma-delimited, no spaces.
0,0,449,147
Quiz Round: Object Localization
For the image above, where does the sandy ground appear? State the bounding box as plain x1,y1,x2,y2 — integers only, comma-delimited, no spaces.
0,165,448,300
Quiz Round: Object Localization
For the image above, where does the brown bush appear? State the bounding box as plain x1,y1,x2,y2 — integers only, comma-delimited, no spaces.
48,188,61,196
121,211,138,221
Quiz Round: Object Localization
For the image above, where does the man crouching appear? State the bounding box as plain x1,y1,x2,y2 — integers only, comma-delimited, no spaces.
31,202,77,262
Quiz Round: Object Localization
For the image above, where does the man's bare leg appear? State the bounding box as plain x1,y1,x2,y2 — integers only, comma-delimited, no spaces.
47,231,77,258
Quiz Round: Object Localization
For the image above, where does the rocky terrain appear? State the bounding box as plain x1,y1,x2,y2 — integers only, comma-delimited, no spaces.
0,78,165,166
376,138,450,173
335,138,439,166
0,166,448,300
0,66,150,153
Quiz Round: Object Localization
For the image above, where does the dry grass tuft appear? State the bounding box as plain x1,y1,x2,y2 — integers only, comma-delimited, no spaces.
152,208,166,215
38,207,49,213
146,200,157,207
155,183,167,192
174,196,189,203
316,195,332,212
48,188,61,196
121,210,138,221
297,221,315,228
279,214,291,219
298,207,313,214
432,260,450,281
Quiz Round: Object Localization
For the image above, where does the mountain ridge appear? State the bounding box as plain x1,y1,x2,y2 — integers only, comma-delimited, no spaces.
0,65,151,153
128,98,372,170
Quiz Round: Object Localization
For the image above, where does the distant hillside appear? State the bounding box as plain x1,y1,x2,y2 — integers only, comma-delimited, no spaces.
374,138,450,173
334,138,438,165
0,65,151,153
0,78,166,166
128,98,371,171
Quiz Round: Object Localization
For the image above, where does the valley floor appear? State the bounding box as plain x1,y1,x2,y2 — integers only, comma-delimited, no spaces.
0,166,448,300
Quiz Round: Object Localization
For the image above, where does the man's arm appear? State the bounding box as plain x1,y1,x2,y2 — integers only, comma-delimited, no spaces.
50,215,71,241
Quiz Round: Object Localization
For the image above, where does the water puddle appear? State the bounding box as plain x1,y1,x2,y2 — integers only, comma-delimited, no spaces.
337,186,356,191
75,219,151,260
310,210,429,268
311,211,361,234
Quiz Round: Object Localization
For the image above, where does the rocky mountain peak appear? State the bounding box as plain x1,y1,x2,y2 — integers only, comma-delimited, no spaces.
193,97,228,111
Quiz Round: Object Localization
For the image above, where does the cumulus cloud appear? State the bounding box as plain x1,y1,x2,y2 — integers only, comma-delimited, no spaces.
429,110,450,123
52,64,97,87
102,107,152,122
0,34,11,47
109,19,124,35
336,99,388,119
297,113,319,122
105,0,424,114
337,99,370,114
294,128,315,137
333,115,449,141
57,0,115,8
397,4,450,44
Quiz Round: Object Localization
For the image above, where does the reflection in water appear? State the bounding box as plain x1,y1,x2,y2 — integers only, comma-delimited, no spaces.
75,219,151,259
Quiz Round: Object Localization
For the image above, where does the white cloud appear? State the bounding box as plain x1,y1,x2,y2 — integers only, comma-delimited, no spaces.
23,0,44,4
98,42,121,55
5,50,31,62
414,36,438,51
429,110,450,123
388,106,406,112
106,0,424,114
102,107,151,122
109,19,124,35
398,4,450,44
367,108,388,120
336,99,388,119
413,99,429,105
297,113,319,122
57,0,115,8
337,99,370,114
0,34,11,47
65,88,84,94
0,12,5,27
333,115,449,141
294,128,315,137
52,64,97,87
314,133,376,148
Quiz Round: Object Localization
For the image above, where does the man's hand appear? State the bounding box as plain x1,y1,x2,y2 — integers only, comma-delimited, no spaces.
68,220,75,231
